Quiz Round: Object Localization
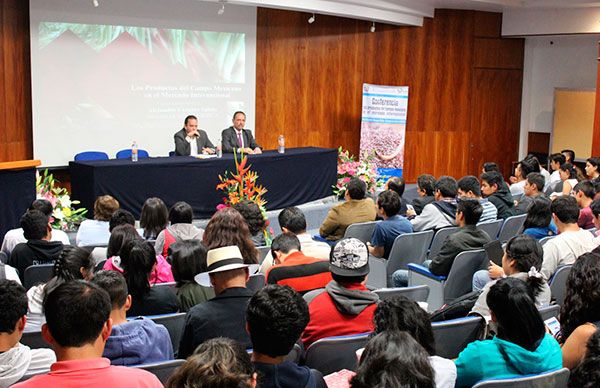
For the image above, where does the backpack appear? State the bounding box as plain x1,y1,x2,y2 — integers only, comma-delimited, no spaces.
430,290,481,322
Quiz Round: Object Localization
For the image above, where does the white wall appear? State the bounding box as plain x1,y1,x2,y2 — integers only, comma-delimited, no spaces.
519,34,600,159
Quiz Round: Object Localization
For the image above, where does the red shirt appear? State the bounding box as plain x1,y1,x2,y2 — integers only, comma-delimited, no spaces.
266,251,332,293
301,283,376,348
578,206,596,230
13,358,162,388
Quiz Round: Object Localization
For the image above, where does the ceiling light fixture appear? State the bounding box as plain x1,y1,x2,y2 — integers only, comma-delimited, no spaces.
308,13,316,24
217,2,225,15
92,0,99,7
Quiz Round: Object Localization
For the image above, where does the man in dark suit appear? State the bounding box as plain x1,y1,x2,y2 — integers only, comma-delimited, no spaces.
174,115,215,156
221,111,262,154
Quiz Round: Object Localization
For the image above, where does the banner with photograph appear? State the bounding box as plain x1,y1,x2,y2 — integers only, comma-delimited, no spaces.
360,83,409,177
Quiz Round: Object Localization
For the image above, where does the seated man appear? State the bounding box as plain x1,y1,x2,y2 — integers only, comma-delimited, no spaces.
409,176,458,232
91,271,173,366
428,199,491,277
574,180,596,230
411,174,436,215
480,171,515,220
319,178,376,241
514,172,545,215
367,190,412,259
384,176,408,216
9,210,63,283
178,246,256,358
108,209,136,232
457,175,497,223
509,158,537,197
0,280,55,386
174,115,215,156
1,199,70,257
247,285,326,388
266,233,331,294
546,153,566,194
541,196,599,280
301,238,378,347
13,281,162,387
221,111,262,154
260,207,331,274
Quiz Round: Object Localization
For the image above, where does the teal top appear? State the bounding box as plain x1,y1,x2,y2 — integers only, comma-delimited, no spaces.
454,333,562,387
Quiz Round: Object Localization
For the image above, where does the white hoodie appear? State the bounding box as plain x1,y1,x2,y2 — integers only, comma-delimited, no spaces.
0,343,55,387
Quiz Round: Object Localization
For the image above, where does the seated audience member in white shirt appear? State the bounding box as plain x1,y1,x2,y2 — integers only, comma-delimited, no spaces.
541,196,599,280
1,199,70,256
76,195,119,247
509,159,537,197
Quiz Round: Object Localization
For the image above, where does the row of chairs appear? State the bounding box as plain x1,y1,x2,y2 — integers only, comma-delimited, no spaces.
74,150,150,161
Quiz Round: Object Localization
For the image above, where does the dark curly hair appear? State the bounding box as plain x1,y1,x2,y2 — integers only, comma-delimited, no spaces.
232,200,266,236
560,252,600,343
569,329,600,388
203,208,258,264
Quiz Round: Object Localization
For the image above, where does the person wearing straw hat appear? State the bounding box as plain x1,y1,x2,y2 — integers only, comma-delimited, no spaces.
178,245,258,359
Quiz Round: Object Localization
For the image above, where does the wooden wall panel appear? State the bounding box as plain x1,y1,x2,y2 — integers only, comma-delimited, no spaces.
593,42,600,157
474,38,524,69
0,0,33,162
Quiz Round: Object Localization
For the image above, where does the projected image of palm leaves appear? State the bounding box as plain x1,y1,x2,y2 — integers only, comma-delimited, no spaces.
39,22,245,82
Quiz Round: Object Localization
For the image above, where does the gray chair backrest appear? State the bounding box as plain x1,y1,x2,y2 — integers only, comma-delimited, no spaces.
285,342,304,364
386,230,434,286
428,227,460,259
538,304,560,321
472,367,570,388
432,316,484,359
539,236,556,246
256,246,271,264
247,273,265,293
303,288,325,304
24,264,54,290
444,249,487,302
343,221,378,243
133,359,186,384
549,265,572,307
152,282,178,293
305,333,370,375
497,214,527,243
0,251,8,264
374,285,430,303
21,330,51,349
476,220,503,240
304,203,336,232
149,312,187,358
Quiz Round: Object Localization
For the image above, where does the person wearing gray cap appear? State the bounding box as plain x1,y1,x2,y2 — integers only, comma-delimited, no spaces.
301,238,379,348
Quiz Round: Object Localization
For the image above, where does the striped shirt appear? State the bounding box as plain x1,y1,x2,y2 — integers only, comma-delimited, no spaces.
479,198,498,223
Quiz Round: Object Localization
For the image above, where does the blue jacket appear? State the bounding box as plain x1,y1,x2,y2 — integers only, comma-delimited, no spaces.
455,333,562,387
103,317,174,366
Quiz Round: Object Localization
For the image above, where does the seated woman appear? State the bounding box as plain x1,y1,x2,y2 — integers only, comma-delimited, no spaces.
121,239,178,317
75,195,119,247
455,277,562,387
560,252,600,369
233,200,268,247
568,329,600,387
103,224,174,284
203,207,258,264
154,201,204,258
351,331,435,388
522,196,558,240
471,235,551,318
140,197,169,241
169,240,215,312
551,163,579,198
26,246,94,331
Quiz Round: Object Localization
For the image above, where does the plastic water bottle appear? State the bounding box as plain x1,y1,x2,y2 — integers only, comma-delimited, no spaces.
277,134,285,154
216,139,223,158
131,141,138,162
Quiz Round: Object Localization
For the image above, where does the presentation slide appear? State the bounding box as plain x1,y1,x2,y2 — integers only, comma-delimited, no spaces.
30,0,256,167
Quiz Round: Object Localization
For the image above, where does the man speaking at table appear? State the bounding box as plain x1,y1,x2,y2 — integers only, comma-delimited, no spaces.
174,115,215,156
221,111,262,154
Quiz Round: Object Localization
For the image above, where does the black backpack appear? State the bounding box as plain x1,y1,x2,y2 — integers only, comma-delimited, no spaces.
430,290,481,322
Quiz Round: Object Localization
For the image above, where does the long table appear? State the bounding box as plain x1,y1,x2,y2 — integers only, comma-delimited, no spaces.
70,147,337,219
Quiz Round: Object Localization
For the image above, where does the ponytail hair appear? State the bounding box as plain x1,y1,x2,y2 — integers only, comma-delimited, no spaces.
44,246,93,299
120,239,156,299
505,235,546,299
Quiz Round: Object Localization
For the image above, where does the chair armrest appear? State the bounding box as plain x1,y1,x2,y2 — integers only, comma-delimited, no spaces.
407,263,447,281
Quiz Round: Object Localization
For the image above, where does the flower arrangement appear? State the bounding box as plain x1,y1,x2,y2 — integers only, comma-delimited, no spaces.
333,147,382,197
36,169,88,231
216,152,273,245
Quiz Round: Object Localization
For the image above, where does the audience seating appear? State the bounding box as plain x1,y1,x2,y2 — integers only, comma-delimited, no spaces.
476,220,503,240
471,367,569,388
497,214,527,243
133,359,186,384
152,282,178,292
256,246,271,264
304,332,371,375
373,285,430,303
432,316,484,359
538,304,560,321
549,265,572,307
539,236,556,246
343,221,379,244
303,288,325,304
285,342,304,364
408,249,487,311
74,151,109,161
23,264,54,290
116,149,150,159
21,330,51,349
147,312,186,358
0,251,8,264
428,227,460,260
367,230,434,289
89,247,108,264
246,273,265,293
